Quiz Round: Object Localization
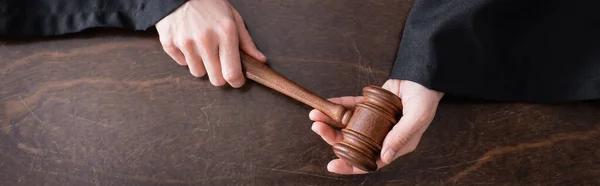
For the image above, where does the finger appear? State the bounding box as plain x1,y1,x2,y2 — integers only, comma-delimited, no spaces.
380,113,430,164
310,96,362,127
327,157,388,175
232,9,266,62
309,109,340,126
218,19,245,88
375,158,388,169
327,96,364,109
185,50,207,77
177,39,206,77
197,32,226,86
157,31,186,66
161,43,187,66
311,121,343,145
327,159,369,174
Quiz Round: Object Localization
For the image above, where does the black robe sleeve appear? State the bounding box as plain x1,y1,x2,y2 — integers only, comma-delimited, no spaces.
389,0,600,102
0,0,188,36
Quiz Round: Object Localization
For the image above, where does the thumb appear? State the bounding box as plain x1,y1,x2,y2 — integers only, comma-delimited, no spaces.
380,114,428,164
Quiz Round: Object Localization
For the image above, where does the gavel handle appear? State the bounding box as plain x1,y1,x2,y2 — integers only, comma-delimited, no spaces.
240,52,351,128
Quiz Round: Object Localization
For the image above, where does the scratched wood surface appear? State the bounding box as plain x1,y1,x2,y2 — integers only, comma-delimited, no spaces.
1,0,599,185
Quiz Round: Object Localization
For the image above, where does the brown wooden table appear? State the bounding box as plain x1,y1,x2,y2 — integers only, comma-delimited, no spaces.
1,0,599,185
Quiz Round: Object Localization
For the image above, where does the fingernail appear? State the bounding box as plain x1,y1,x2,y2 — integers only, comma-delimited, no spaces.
311,125,317,133
326,161,335,172
308,109,319,120
383,148,397,164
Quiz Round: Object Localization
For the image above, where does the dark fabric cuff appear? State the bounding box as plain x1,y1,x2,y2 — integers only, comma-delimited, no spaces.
131,0,189,31
388,53,438,91
0,0,188,36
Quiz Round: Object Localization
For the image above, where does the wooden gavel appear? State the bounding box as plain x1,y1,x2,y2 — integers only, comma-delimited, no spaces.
240,52,403,172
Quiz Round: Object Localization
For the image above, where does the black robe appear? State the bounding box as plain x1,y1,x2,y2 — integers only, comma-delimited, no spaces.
1,0,599,102
390,0,600,102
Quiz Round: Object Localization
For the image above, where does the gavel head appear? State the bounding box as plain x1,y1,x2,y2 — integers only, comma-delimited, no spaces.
332,85,403,172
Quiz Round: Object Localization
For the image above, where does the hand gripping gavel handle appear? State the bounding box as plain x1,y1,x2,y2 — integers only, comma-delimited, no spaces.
240,52,352,128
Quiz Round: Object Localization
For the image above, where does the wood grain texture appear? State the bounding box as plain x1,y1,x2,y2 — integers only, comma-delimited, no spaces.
1,0,599,185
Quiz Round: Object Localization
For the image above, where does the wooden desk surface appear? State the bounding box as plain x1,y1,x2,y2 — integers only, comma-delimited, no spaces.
1,0,599,185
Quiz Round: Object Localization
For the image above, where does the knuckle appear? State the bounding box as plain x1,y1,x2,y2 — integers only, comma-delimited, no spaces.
394,135,410,147
183,39,195,48
176,38,194,48
159,37,174,47
162,44,176,53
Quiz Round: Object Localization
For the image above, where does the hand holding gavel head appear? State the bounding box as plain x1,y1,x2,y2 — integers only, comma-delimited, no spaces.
239,52,403,172
330,86,403,172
